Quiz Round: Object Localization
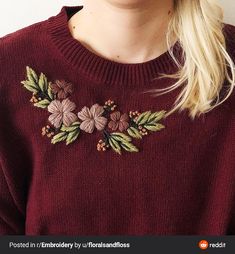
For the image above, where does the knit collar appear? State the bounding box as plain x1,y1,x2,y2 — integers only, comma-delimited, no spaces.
47,6,182,86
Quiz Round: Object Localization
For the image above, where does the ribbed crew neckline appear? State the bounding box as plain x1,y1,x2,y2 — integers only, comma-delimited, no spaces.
47,6,182,86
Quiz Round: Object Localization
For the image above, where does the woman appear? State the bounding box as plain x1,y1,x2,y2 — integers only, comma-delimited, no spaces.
0,0,234,235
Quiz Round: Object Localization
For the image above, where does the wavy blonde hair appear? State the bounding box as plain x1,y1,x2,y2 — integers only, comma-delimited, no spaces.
148,0,235,119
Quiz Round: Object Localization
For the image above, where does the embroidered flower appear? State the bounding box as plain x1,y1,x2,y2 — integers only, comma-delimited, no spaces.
50,80,73,99
77,104,107,133
108,111,129,132
48,99,78,128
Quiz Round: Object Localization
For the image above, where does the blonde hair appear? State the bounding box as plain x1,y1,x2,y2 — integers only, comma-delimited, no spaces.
148,0,235,119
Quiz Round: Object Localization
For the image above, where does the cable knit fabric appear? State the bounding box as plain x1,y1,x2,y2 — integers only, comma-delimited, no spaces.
0,6,235,235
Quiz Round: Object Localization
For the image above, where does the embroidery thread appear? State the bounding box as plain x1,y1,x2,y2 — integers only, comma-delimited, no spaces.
21,66,166,154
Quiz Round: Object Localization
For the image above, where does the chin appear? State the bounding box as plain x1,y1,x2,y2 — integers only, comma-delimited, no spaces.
105,0,152,9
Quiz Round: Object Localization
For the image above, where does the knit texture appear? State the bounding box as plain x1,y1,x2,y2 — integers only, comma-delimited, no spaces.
0,6,235,235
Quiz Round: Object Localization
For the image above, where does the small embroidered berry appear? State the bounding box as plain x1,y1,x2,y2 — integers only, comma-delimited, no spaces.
97,139,109,152
129,110,141,118
41,125,55,138
30,92,40,103
139,127,148,136
103,99,117,112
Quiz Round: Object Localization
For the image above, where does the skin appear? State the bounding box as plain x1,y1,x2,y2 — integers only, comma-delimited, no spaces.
68,0,174,63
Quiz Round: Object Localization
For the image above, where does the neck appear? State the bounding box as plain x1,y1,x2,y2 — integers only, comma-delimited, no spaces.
69,1,174,63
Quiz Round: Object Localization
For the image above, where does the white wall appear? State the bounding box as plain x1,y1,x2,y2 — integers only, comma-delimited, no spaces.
0,0,83,37
0,0,234,37
221,0,235,25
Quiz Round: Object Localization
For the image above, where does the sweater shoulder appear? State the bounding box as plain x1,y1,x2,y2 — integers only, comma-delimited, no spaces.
0,19,49,90
223,23,235,58
223,23,235,37
0,19,48,51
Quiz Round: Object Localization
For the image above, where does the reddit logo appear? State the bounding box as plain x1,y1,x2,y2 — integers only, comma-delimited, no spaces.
199,240,209,250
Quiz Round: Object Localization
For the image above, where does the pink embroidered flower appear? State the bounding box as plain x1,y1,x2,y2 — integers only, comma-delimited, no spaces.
50,80,73,99
77,104,107,133
48,99,78,128
108,111,129,132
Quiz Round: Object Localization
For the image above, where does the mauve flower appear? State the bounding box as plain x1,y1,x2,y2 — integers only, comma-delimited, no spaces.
50,80,73,99
48,98,78,128
108,111,129,132
77,104,107,133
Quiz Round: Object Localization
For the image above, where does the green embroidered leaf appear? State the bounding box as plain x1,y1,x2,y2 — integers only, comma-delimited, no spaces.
108,137,121,155
72,121,80,126
26,66,38,84
50,122,81,145
34,99,51,109
38,73,48,93
120,141,139,153
61,122,80,132
127,127,142,139
144,123,165,131
21,80,39,93
66,129,80,145
134,110,166,134
51,132,67,144
47,82,55,100
147,111,166,124
108,132,139,154
22,67,54,103
136,111,151,125
111,132,132,142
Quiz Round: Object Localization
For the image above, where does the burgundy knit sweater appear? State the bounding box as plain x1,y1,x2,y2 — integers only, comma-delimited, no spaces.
0,5,235,235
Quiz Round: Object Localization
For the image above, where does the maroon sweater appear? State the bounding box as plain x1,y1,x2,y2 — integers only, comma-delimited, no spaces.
0,5,235,235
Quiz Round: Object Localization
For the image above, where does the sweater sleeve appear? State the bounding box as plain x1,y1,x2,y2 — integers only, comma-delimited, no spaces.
0,36,28,235
0,95,27,235
224,24,235,235
0,161,25,234
227,195,235,234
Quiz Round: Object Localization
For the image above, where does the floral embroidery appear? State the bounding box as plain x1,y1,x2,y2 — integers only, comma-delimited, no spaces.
48,99,78,128
50,80,73,99
108,111,129,132
77,104,107,133
21,66,166,154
